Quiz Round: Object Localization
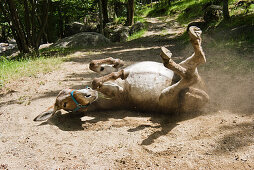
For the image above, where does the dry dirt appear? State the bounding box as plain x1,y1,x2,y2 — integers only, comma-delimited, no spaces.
1,17,254,169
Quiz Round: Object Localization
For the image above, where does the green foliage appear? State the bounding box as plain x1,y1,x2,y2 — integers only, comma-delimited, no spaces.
114,17,127,25
176,1,209,25
230,0,254,15
127,29,146,41
135,3,153,17
176,0,250,25
142,0,254,26
209,13,254,51
146,4,171,17
39,47,79,57
134,16,146,23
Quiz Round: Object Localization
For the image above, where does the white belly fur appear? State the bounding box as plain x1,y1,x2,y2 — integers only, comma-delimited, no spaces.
123,61,174,104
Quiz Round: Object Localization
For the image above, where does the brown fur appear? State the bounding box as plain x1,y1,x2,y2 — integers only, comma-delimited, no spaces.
34,26,209,122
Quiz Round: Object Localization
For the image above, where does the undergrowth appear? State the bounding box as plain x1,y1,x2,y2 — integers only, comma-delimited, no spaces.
127,29,147,41
0,47,73,88
145,0,253,25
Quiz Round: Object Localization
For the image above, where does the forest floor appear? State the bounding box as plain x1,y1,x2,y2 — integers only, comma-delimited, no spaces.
0,17,254,169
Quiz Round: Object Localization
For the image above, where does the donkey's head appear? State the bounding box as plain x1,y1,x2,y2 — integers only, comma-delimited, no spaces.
33,87,98,121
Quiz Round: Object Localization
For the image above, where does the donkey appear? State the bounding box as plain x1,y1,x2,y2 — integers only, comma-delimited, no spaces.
34,26,209,121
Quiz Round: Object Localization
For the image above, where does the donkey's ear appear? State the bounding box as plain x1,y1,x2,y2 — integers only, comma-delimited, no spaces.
33,110,55,121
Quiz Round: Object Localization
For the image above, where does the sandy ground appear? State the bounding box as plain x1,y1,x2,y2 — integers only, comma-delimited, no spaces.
1,17,254,169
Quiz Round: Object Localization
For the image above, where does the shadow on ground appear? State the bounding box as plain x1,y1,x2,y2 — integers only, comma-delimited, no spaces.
39,108,204,146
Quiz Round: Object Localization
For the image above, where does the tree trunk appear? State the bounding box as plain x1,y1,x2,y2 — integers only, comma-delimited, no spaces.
223,0,230,20
57,2,64,38
126,0,134,26
114,1,121,17
23,0,32,46
98,0,104,35
0,3,8,42
34,0,49,50
168,0,171,6
29,0,37,49
1,26,8,42
101,0,109,27
6,0,30,53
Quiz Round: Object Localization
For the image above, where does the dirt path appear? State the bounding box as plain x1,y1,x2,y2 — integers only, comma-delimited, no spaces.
1,17,254,169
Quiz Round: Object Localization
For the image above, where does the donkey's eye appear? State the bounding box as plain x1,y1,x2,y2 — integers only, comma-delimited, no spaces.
100,67,104,71
85,94,91,98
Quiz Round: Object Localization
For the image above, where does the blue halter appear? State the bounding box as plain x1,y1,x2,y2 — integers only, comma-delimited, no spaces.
71,90,90,112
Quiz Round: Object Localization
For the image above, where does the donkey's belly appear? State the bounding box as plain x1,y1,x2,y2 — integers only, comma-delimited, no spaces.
123,61,174,106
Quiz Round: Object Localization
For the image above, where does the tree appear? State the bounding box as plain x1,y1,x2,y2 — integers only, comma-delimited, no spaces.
0,10,10,43
126,0,135,26
1,0,50,54
2,0,30,53
223,0,230,20
112,0,125,18
101,0,109,27
98,0,104,34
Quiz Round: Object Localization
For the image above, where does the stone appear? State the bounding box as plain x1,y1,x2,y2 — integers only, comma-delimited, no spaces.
51,32,110,48
64,22,97,37
129,22,145,35
110,26,130,42
204,5,223,23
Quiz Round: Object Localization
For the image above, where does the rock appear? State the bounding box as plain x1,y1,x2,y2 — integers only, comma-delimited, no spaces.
129,21,145,35
64,22,97,37
204,5,223,23
8,39,16,44
110,26,130,42
187,21,207,31
0,41,17,55
104,22,145,42
51,32,110,48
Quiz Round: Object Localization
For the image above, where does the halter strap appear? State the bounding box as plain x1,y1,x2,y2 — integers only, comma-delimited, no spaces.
71,90,90,112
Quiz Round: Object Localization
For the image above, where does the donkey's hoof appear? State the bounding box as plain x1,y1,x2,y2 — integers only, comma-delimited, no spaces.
113,59,124,68
92,78,102,89
160,47,172,60
189,26,202,40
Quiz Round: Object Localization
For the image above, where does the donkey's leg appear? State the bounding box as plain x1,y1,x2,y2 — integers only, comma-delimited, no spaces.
92,69,129,89
159,75,199,102
95,82,124,97
179,87,209,112
91,69,129,97
159,26,206,101
89,57,124,74
160,47,187,78
160,46,200,101
161,26,205,76
179,26,206,70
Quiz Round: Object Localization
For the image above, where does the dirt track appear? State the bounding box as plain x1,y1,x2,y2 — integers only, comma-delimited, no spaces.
1,18,254,169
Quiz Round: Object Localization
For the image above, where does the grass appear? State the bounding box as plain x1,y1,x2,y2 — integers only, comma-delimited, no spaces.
146,4,171,17
134,15,146,23
145,0,211,22
145,0,252,25
113,17,126,25
0,47,70,88
127,29,147,41
0,56,63,88
208,13,254,51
